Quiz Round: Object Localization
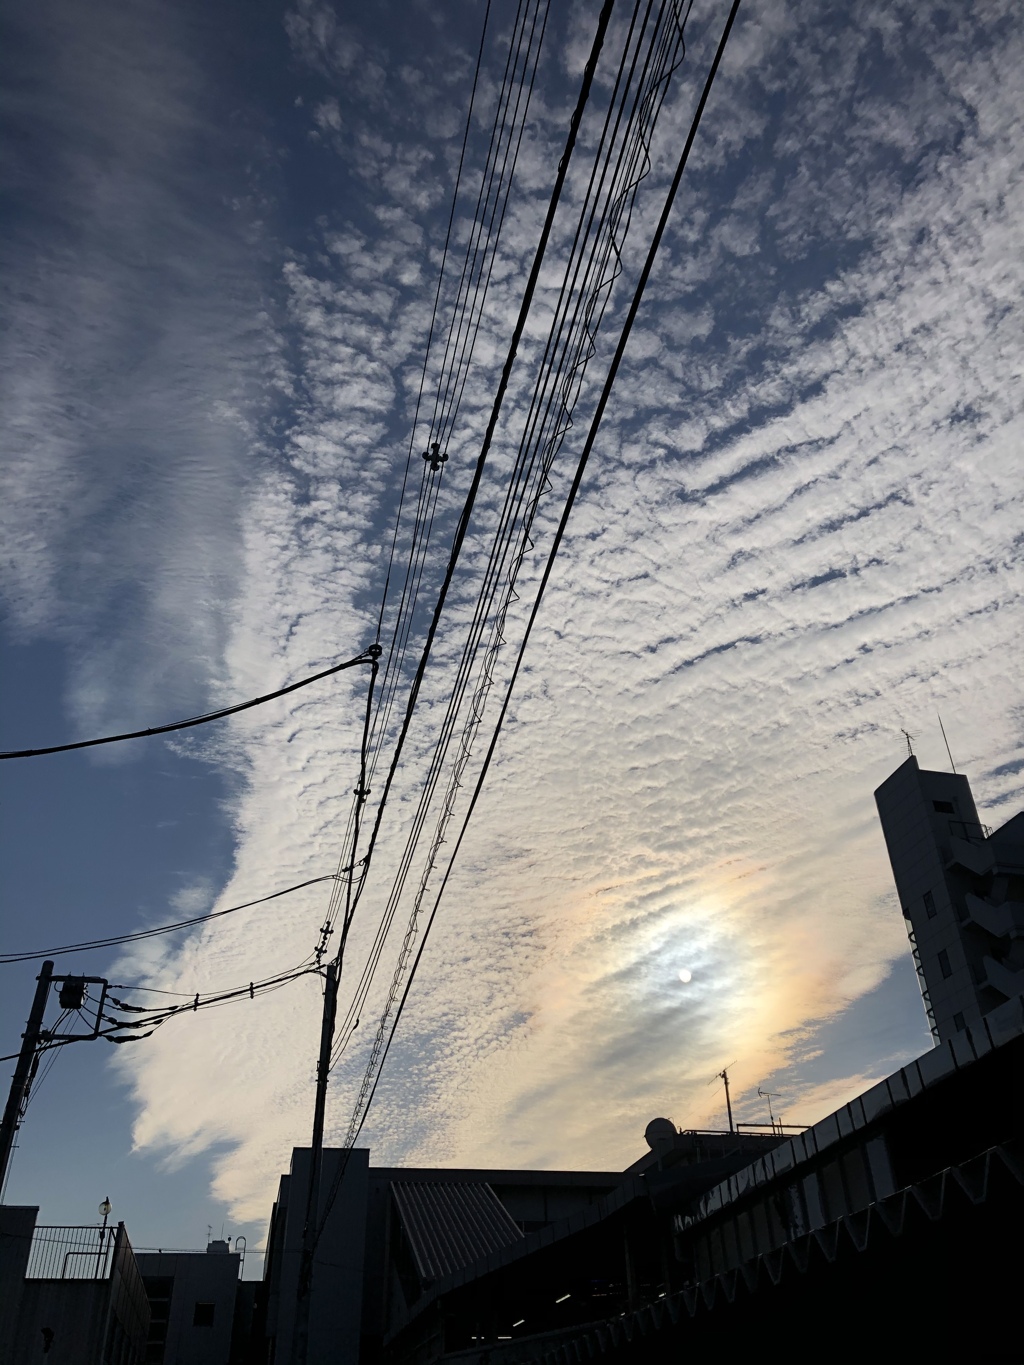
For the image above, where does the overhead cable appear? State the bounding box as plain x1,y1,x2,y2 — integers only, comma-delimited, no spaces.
337,0,616,957
316,0,541,961
332,0,689,1079
0,961,322,1064
313,0,621,1247
0,875,340,965
359,0,746,1137
0,649,379,760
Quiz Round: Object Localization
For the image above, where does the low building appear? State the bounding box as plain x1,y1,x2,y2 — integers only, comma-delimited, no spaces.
247,757,1024,1363
136,1241,252,1365
0,1209,149,1365
256,1129,787,1363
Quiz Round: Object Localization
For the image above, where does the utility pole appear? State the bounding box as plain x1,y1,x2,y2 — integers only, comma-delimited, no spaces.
0,960,54,1193
718,1067,735,1134
292,959,338,1365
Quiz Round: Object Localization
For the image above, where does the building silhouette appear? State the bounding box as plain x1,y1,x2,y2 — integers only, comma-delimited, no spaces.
2,753,1021,1364
875,755,1024,1043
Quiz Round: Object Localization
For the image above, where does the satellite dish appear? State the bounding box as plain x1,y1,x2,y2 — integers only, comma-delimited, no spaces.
644,1117,676,1149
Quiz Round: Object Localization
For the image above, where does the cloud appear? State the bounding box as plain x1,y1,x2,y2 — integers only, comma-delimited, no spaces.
4,0,1022,1230
0,0,281,736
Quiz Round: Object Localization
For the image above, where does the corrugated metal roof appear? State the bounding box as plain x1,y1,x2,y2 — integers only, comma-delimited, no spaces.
391,1181,523,1283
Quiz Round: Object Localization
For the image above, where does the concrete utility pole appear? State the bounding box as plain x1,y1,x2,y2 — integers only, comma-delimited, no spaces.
0,960,54,1193
292,958,339,1364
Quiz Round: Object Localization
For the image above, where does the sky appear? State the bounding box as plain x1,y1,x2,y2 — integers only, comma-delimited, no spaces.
1,0,1022,1266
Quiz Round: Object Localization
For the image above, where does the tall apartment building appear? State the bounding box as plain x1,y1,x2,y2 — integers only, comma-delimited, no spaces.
874,754,1024,1044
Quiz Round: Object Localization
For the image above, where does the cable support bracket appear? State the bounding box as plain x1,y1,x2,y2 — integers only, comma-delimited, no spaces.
422,442,449,473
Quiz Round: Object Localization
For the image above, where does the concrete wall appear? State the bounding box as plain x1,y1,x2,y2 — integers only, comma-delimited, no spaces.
11,1279,110,1365
136,1250,241,1365
0,1206,37,1365
264,1147,369,1365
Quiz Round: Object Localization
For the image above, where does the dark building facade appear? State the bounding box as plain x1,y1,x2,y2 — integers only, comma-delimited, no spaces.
875,755,1024,1043
136,1242,253,1365
0,1209,150,1365
256,1130,787,1363
247,757,1023,1364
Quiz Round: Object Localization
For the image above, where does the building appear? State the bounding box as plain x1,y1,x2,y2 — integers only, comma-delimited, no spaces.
247,756,1023,1363
252,997,1024,1364
0,1207,150,1365
136,1241,255,1365
256,1129,787,1363
875,755,1024,1043
0,1206,258,1365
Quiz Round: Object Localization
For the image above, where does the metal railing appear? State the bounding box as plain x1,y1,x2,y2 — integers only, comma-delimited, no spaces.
26,1224,116,1280
949,819,992,844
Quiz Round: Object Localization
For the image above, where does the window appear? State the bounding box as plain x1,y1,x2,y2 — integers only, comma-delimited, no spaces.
923,890,937,919
933,800,955,814
953,1011,965,1032
938,949,952,979
193,1302,215,1328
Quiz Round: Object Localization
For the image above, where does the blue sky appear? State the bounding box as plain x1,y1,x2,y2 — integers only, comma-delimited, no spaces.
2,0,1022,1265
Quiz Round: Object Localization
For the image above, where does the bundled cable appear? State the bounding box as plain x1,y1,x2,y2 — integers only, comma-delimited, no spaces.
316,0,745,1243
334,0,692,1089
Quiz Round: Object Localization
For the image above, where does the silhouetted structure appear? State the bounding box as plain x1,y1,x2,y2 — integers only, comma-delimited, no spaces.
137,1242,256,1364
245,757,1023,1364
0,1207,149,1365
875,755,1024,1042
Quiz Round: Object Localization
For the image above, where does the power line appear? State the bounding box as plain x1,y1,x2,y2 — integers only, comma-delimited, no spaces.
0,649,379,760
338,0,617,964
339,0,744,1170
315,1,545,968
0,962,324,1063
312,0,625,1248
0,875,341,965
332,0,691,1081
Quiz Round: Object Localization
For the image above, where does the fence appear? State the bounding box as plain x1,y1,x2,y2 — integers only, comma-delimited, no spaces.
26,1223,117,1279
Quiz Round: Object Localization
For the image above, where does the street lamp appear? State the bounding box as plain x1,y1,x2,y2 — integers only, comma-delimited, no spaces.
97,1198,112,1278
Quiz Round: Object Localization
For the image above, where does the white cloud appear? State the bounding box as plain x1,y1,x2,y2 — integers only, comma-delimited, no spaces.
4,0,1022,1229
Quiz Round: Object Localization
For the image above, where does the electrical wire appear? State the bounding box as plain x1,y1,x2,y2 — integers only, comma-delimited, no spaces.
335,0,616,967
310,0,625,1248
350,0,745,1158
331,0,690,1078
314,0,547,970
0,876,341,965
0,650,378,760
315,0,742,1236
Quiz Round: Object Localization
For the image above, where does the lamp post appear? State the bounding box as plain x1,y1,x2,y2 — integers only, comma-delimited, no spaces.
97,1198,112,1278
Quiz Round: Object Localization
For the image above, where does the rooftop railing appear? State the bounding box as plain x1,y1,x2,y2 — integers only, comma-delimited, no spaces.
26,1224,116,1280
950,819,992,844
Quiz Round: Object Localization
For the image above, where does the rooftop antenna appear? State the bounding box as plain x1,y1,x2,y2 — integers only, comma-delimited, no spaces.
937,713,957,774
901,728,916,758
708,1063,736,1133
757,1087,780,1134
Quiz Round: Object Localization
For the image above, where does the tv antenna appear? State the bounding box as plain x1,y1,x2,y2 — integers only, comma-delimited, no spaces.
757,1087,780,1134
937,713,957,773
900,728,916,758
709,1063,737,1133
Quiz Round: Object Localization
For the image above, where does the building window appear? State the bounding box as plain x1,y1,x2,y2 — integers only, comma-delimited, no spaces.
933,800,955,814
938,949,952,979
193,1302,215,1328
923,890,937,918
953,1011,965,1031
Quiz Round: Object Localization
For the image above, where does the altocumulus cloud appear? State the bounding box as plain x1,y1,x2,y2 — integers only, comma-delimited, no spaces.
3,0,1020,1223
